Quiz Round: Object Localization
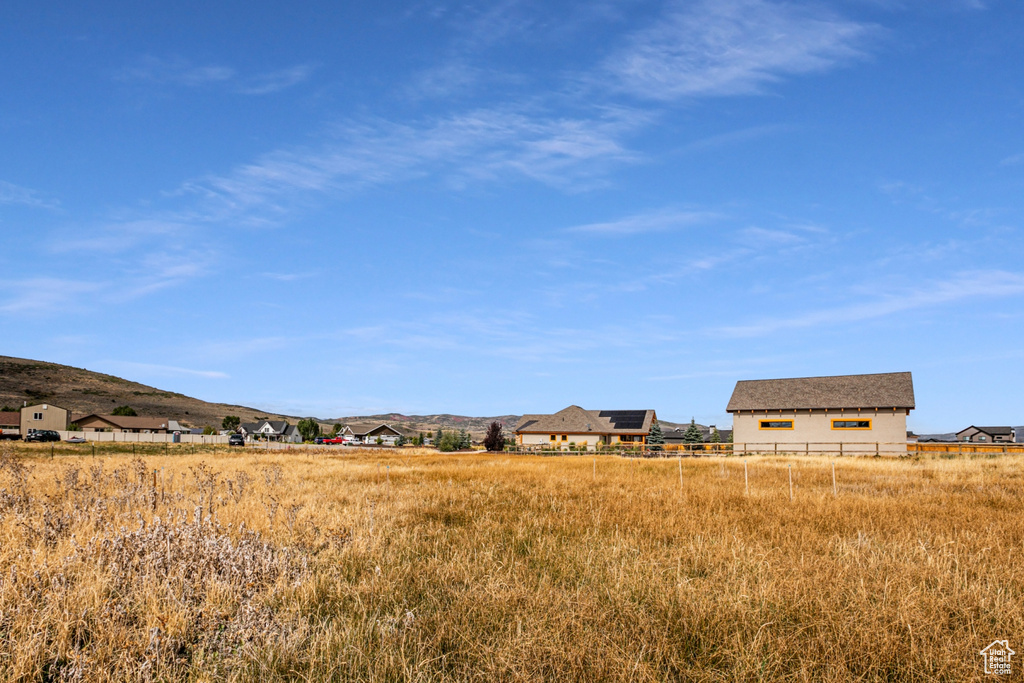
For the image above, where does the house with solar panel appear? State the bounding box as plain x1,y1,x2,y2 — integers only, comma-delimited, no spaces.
514,406,656,450
726,372,915,453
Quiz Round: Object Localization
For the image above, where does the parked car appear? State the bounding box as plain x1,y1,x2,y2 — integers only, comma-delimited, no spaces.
322,436,345,445
228,434,245,447
65,436,86,444
26,430,60,443
0,433,21,441
342,436,360,445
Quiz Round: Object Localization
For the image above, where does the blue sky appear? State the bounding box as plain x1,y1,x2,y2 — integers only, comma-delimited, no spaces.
2,0,1022,431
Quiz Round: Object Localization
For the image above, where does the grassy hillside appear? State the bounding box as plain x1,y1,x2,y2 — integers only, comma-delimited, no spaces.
0,355,295,429
0,355,521,436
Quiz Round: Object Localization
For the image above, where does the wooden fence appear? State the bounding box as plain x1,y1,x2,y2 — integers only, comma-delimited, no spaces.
509,441,1024,457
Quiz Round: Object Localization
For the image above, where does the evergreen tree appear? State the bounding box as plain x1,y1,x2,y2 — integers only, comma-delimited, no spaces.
221,415,241,432
458,428,471,450
435,427,443,446
710,428,722,443
683,418,703,444
648,419,665,451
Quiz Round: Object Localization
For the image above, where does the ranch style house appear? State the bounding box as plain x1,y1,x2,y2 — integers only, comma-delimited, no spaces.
515,406,656,450
727,372,915,452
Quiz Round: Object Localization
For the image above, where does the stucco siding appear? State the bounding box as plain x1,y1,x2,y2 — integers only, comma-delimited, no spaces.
733,410,908,452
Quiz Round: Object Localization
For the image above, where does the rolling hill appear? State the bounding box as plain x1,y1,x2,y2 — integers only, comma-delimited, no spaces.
0,355,299,429
0,355,522,436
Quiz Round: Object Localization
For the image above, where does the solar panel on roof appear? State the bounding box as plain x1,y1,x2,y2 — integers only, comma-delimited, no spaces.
599,410,647,430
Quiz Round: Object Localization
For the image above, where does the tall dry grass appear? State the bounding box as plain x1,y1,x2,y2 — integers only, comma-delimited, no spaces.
0,443,1021,681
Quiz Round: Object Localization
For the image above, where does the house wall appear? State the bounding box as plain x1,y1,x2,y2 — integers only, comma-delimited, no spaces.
20,404,70,434
76,416,120,432
518,432,608,450
732,409,909,452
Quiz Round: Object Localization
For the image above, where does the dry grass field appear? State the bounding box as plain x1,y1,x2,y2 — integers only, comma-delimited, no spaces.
0,443,1021,681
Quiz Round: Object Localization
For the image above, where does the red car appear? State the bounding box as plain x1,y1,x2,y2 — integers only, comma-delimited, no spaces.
321,436,346,445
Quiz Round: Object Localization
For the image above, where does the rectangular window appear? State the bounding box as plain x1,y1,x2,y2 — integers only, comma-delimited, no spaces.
831,419,872,430
33,412,42,420
561,435,568,441
759,420,793,430
550,435,556,441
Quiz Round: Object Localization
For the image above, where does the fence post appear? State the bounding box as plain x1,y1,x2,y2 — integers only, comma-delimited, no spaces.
839,442,843,458
744,460,749,496
788,464,793,501
875,442,879,457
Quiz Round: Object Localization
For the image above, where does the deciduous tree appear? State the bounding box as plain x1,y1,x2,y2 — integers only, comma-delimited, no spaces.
483,421,505,452
111,405,137,417
297,418,320,442
221,415,241,432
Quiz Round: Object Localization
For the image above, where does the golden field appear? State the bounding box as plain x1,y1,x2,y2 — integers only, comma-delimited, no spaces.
0,443,1021,681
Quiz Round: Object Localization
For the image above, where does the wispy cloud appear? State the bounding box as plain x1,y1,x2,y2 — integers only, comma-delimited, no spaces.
0,278,103,314
116,56,313,95
603,0,875,101
0,180,59,209
50,219,194,252
566,208,724,236
714,270,1024,337
96,361,229,380
1000,152,1024,167
235,65,316,95
177,106,648,221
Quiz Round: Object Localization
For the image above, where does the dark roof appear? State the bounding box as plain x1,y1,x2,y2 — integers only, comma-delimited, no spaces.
240,422,261,433
973,426,1014,436
0,411,19,427
515,406,655,435
349,423,402,437
727,372,915,412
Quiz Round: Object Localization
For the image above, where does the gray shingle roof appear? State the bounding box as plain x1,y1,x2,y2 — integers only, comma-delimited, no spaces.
727,372,915,412
515,406,655,434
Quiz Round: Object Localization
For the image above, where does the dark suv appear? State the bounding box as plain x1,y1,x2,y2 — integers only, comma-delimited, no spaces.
228,434,245,447
26,430,61,443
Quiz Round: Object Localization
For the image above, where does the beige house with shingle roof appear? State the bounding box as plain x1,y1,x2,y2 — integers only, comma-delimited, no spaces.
727,372,914,452
515,406,656,450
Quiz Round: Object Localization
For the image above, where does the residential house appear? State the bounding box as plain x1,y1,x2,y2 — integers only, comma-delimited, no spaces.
515,406,656,450
20,403,71,435
727,372,915,452
73,414,171,433
662,424,733,445
956,426,1016,443
347,423,404,445
240,420,291,441
0,411,20,437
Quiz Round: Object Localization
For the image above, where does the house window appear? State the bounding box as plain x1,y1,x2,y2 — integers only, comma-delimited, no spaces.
33,412,43,420
759,420,793,430
561,435,568,441
550,435,556,441
978,435,987,442
832,419,872,430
